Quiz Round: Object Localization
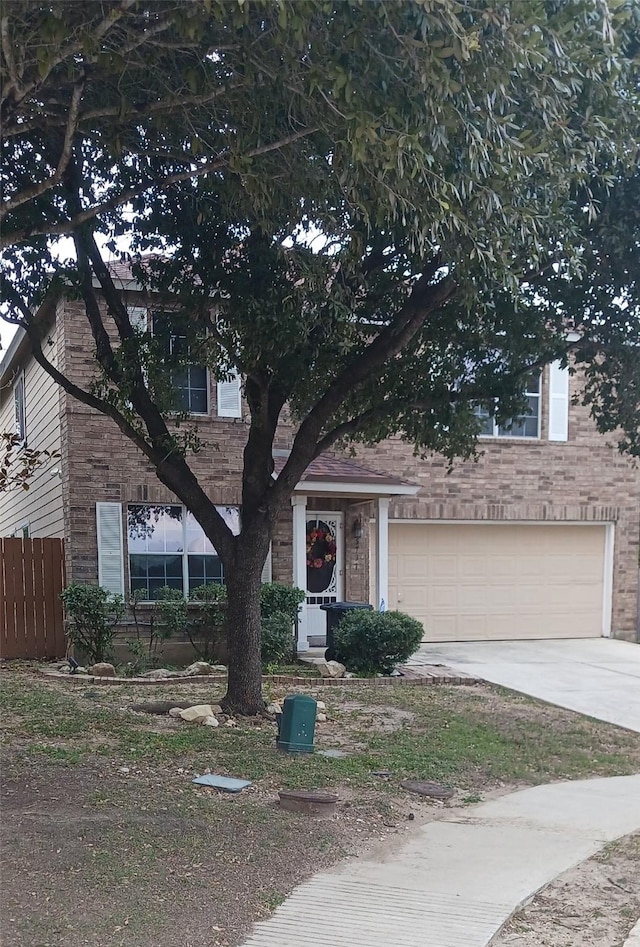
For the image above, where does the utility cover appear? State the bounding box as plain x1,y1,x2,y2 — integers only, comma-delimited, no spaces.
192,774,252,793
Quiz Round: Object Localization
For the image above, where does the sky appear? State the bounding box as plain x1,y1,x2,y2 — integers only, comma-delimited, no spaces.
1,321,17,355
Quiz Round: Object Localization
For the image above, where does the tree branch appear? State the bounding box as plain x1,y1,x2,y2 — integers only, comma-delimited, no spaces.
1,126,320,248
1,79,85,220
0,0,136,118
0,280,155,459
3,80,245,140
272,273,456,502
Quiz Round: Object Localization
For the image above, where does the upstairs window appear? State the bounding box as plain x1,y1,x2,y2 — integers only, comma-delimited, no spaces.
475,374,541,439
13,373,26,444
127,503,239,599
152,312,209,415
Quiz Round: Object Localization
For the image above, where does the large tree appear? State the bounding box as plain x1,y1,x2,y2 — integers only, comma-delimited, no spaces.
2,0,639,713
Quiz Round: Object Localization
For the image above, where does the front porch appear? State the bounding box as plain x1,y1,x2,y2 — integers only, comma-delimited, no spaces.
273,454,419,652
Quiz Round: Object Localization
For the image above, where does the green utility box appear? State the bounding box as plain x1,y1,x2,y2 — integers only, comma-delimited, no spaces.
276,694,317,754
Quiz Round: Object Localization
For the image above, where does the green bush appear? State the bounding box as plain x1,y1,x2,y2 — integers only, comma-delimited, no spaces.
188,583,228,661
131,581,304,669
259,583,305,668
332,609,424,675
61,583,125,664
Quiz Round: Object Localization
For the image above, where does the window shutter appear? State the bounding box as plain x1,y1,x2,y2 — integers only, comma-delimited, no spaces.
261,545,272,584
96,502,125,597
548,361,569,442
127,306,147,332
217,371,242,418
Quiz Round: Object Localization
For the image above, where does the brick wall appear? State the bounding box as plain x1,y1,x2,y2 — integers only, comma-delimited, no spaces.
355,366,640,639
57,299,639,639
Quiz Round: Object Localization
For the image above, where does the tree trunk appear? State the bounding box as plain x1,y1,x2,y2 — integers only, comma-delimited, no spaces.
221,543,266,716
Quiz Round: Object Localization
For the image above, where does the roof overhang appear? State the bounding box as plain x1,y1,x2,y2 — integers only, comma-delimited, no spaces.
292,479,420,499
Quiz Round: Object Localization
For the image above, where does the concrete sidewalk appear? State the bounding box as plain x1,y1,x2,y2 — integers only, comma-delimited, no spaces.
241,774,640,947
410,639,640,733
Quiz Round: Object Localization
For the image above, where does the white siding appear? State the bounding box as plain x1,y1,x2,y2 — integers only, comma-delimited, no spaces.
0,331,64,537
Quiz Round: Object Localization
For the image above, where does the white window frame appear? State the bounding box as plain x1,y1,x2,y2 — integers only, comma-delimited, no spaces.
13,371,26,445
151,311,210,417
127,503,236,599
477,373,542,440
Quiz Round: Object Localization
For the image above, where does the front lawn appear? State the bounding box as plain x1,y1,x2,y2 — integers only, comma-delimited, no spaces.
2,667,639,947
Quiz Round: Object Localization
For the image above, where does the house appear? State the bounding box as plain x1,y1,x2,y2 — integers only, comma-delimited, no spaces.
1,276,638,653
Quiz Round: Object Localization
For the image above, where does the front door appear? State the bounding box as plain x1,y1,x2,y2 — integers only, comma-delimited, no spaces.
305,513,343,643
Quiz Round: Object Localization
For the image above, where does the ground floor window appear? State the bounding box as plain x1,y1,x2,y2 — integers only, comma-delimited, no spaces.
127,503,239,598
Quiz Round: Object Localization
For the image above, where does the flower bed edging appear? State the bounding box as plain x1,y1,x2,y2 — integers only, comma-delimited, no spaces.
38,667,479,686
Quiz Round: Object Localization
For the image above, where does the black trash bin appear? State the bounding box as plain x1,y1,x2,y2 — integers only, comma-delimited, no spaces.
320,601,373,661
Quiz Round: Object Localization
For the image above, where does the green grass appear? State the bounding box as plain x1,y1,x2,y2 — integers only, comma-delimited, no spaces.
3,671,640,794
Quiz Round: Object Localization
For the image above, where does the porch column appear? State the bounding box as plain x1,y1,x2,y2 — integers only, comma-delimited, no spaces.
376,497,390,611
292,494,308,651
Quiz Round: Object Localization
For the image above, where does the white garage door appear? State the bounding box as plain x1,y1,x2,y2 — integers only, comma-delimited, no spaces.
388,523,607,641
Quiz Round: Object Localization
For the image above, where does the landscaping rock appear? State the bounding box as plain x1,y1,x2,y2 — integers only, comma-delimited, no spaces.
266,702,282,715
178,704,216,723
211,665,227,672
318,660,346,679
90,662,116,677
225,718,238,727
184,661,214,676
202,715,219,727
316,701,326,711
316,712,328,723
168,707,184,718
140,668,174,679
133,700,193,715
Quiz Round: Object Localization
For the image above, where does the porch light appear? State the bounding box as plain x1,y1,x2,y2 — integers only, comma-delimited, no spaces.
353,516,364,542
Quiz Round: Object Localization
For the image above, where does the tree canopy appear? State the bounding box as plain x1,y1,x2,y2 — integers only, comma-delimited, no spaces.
2,0,639,712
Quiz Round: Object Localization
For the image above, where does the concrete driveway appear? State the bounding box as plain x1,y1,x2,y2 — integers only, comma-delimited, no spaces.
411,638,640,733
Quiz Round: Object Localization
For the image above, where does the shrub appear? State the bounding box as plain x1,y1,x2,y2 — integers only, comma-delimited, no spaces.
154,586,189,640
332,609,424,675
188,583,228,661
126,588,176,673
259,583,305,668
61,583,125,664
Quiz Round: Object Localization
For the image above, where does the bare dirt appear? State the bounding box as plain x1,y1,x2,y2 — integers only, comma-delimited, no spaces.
493,833,640,947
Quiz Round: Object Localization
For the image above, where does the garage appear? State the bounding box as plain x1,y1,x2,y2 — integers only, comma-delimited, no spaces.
388,523,609,641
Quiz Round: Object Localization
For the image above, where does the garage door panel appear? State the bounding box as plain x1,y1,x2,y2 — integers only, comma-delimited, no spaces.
388,524,607,642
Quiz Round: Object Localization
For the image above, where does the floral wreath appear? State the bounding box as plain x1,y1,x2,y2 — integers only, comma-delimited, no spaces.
306,524,337,570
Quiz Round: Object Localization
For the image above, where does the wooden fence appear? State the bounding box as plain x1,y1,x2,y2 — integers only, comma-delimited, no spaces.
0,537,66,659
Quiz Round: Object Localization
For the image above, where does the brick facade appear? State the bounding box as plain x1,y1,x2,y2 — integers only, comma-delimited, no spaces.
55,296,638,640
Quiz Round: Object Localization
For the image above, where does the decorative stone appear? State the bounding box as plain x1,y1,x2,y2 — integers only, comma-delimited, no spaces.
401,780,455,800
266,702,282,715
184,661,213,676
225,718,238,727
316,712,328,723
278,790,338,818
178,704,216,723
168,707,184,718
90,662,116,677
315,701,326,711
140,668,173,679
202,715,220,727
318,661,346,679
210,665,227,672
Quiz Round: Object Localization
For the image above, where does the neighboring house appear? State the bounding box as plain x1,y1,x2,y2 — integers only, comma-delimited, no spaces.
1,276,638,651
